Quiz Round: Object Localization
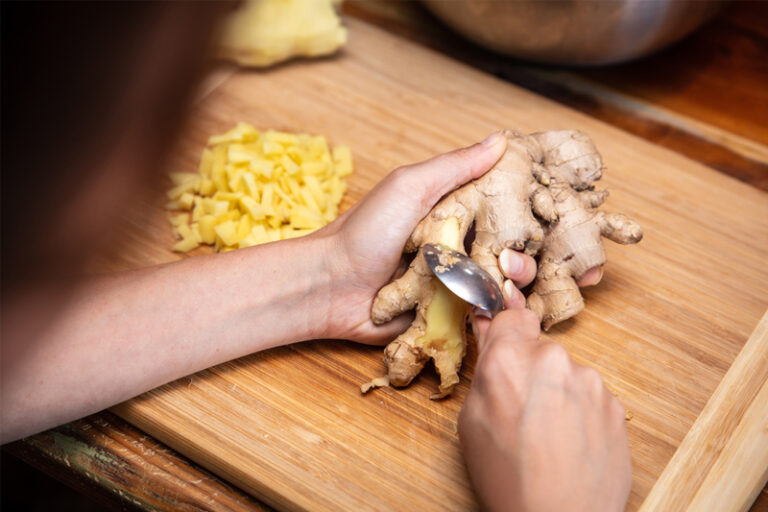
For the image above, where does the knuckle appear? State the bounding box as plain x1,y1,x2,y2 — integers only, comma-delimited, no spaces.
476,343,520,393
390,165,414,186
480,341,514,375
582,366,606,396
490,309,515,330
473,355,495,390
486,310,517,340
581,365,603,386
389,165,439,212
498,307,537,330
483,309,542,355
518,308,542,336
610,396,627,423
537,342,571,372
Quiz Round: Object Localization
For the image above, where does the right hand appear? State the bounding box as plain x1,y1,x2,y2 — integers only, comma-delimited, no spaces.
459,297,632,511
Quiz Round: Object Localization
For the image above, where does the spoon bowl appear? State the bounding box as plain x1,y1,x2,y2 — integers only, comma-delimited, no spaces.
422,244,504,316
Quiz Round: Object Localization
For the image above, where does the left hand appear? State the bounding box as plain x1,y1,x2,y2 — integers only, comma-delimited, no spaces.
316,132,509,344
314,132,604,345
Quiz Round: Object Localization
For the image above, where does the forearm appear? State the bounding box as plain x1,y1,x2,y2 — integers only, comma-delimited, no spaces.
1,233,333,442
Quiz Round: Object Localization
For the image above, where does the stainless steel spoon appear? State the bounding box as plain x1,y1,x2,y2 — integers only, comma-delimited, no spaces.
422,244,504,317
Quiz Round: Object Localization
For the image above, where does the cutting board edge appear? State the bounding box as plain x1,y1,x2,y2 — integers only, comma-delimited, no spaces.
638,310,768,511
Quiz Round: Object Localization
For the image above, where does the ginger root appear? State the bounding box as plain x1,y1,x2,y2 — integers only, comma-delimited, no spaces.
364,130,642,398
369,216,470,399
218,0,347,68
523,131,642,329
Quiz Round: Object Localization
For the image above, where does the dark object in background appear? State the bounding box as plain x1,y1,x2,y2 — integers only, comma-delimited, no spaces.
422,0,722,65
1,452,107,512
0,1,230,365
0,1,226,297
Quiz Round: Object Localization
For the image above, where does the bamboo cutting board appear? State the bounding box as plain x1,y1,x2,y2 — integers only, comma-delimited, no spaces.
104,19,768,512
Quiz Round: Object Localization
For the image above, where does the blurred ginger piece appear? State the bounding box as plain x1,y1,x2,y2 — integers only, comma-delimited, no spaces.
219,0,347,67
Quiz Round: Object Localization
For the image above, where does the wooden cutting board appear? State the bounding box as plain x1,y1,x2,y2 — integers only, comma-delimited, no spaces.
102,19,768,512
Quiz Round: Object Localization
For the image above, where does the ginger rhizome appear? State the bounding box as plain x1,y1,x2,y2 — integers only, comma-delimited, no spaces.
366,216,469,399
364,130,642,398
524,132,643,329
219,0,346,68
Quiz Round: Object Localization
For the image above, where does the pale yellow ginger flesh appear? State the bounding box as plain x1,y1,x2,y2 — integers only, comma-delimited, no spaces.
219,0,347,68
363,217,469,399
368,130,642,398
166,122,352,253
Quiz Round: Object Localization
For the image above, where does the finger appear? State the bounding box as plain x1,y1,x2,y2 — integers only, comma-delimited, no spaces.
498,249,537,287
576,266,603,287
392,256,409,281
399,131,507,212
471,280,527,350
470,308,493,352
356,312,414,346
502,279,526,309
342,132,507,255
482,308,541,355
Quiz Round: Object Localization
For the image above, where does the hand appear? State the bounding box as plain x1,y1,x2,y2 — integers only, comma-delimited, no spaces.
460,294,632,511
316,132,508,344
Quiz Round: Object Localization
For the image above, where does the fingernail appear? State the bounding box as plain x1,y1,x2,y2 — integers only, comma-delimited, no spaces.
503,279,516,300
472,307,493,320
595,267,604,284
480,131,503,147
500,249,524,275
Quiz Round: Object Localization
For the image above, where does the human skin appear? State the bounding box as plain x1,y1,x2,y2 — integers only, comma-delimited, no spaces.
1,133,511,442
462,289,632,512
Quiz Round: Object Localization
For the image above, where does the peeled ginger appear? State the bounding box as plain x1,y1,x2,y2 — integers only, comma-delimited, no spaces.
166,122,353,253
219,0,347,68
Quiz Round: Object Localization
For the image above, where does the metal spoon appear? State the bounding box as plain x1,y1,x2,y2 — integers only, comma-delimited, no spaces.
422,244,504,317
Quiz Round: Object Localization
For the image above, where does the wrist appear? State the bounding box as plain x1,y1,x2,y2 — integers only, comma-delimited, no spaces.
303,224,357,341
279,230,337,341
224,232,335,348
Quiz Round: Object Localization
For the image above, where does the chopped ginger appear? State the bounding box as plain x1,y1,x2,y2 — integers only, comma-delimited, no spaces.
167,123,353,253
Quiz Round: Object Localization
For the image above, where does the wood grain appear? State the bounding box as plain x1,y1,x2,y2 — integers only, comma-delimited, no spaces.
5,412,270,511
580,0,768,146
689,375,768,511
343,0,768,191
639,312,768,511
96,19,768,512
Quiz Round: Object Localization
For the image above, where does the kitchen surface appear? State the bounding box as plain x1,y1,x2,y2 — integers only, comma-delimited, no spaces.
3,1,767,511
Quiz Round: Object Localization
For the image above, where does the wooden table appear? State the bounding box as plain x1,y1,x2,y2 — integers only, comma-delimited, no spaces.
6,2,767,510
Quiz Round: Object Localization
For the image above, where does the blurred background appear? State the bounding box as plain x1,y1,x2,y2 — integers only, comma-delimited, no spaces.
344,0,767,191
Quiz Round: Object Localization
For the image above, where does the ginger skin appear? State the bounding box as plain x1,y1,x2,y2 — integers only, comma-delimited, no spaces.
366,130,642,397
525,132,642,330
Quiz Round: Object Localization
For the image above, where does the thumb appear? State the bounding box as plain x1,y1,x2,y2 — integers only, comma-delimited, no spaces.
398,131,507,214
472,307,542,354
470,308,494,353
470,279,527,351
